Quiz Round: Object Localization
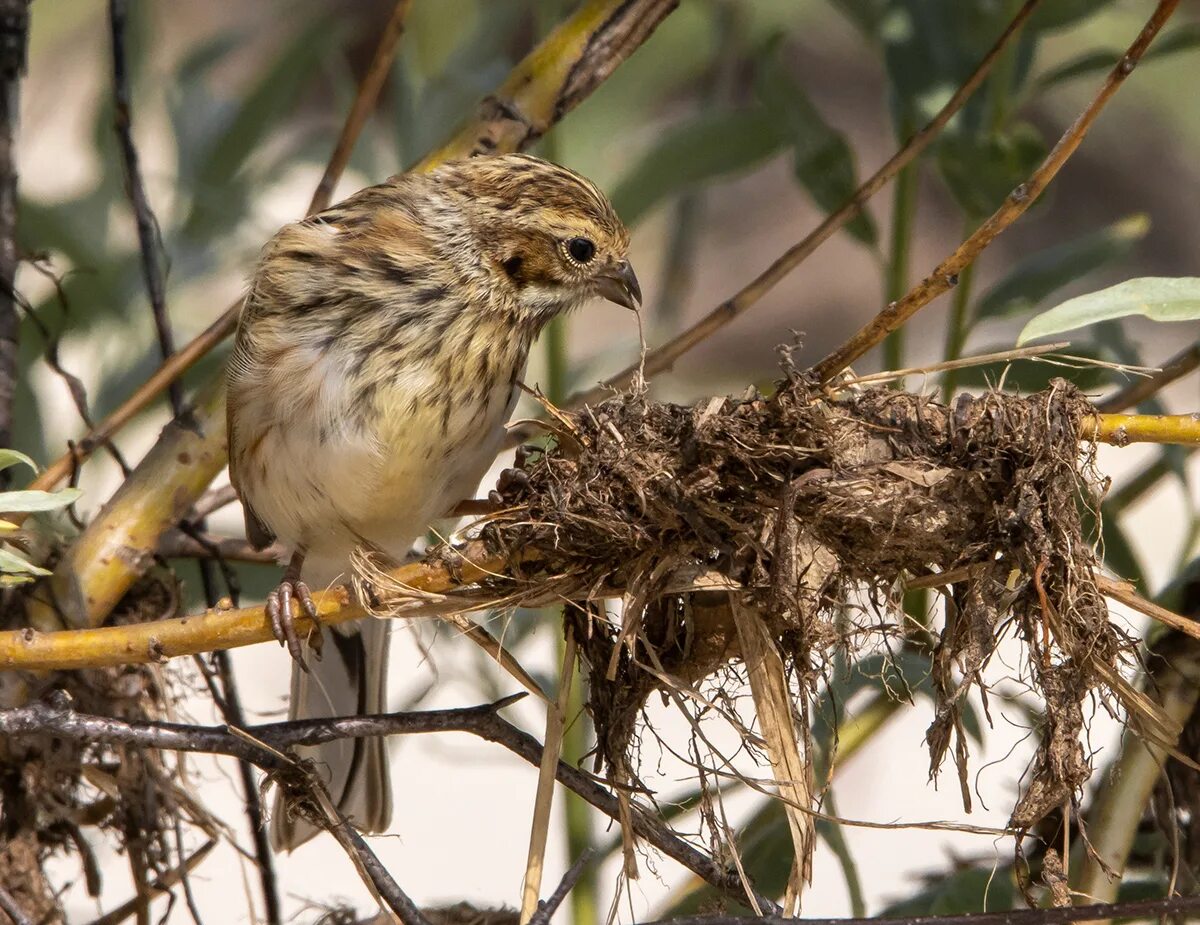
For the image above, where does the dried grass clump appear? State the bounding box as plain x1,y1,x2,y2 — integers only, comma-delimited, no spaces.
0,568,191,906
447,370,1136,844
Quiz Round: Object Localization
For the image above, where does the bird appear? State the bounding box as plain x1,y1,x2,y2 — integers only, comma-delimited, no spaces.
226,153,640,850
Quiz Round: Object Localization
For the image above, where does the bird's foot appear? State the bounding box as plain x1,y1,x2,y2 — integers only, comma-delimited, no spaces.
265,578,319,670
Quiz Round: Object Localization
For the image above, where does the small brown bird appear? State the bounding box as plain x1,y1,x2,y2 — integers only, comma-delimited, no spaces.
227,154,640,849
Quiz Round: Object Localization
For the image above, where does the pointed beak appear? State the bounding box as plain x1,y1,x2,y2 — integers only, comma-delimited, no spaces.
594,259,642,310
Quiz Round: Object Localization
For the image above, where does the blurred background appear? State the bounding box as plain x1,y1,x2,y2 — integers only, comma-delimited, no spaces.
9,0,1200,922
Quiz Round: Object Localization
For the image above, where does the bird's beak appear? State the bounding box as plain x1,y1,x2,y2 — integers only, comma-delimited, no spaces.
594,259,642,310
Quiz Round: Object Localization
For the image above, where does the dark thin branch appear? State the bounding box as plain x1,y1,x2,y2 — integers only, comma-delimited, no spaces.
0,694,776,913
208,650,283,925
0,0,29,485
85,840,216,925
642,894,1200,925
308,0,412,216
1096,340,1200,413
0,884,32,925
108,16,272,904
334,814,430,925
108,0,181,414
158,530,279,564
529,850,594,925
810,0,1181,383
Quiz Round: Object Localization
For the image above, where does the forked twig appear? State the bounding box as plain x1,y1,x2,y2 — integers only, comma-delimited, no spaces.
811,0,1182,383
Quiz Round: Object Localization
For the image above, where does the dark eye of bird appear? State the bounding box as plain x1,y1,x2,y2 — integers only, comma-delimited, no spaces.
566,237,595,263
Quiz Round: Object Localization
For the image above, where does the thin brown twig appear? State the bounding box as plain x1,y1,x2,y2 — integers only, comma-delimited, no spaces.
308,0,412,215
158,530,279,564
1096,340,1200,413
109,0,181,415
529,850,594,925
810,0,1182,384
85,840,216,925
524,0,1044,437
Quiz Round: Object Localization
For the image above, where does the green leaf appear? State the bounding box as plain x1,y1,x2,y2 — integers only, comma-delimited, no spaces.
0,449,37,474
1036,23,1200,91
816,791,866,916
974,214,1149,321
755,40,877,245
937,123,1046,219
1028,0,1120,32
180,17,341,238
0,487,82,513
0,546,50,578
1018,277,1200,345
827,0,888,38
882,864,1015,917
609,107,788,226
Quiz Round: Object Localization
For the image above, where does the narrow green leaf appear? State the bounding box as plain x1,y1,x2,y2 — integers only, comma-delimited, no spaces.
937,123,1046,219
0,449,37,474
609,108,787,227
1028,0,1119,32
1017,277,1200,345
0,487,82,513
974,214,1149,321
755,40,877,245
0,546,50,577
1036,23,1200,91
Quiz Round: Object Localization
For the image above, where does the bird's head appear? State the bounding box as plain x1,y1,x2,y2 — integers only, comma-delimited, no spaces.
434,154,640,325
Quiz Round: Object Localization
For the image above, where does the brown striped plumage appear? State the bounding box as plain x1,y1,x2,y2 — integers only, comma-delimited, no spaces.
226,154,638,850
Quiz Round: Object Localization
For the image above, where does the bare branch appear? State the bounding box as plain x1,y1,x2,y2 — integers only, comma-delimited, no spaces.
810,0,1181,383
309,0,413,215
109,0,181,414
0,694,776,912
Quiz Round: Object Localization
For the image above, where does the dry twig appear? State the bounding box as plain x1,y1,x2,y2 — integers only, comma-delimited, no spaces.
1096,340,1200,413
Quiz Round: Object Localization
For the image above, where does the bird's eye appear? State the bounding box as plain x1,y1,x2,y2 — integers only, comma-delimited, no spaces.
566,237,596,263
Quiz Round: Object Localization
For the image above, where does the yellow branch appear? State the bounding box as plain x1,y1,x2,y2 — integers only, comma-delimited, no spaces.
4,544,507,671
1088,413,1200,447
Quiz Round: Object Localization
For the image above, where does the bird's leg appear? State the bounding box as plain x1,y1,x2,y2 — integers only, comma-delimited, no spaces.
264,551,319,669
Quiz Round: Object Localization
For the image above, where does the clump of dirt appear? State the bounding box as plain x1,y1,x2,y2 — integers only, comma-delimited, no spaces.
473,371,1130,840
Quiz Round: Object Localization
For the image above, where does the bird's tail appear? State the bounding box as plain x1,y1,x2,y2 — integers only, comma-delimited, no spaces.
269,617,393,851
